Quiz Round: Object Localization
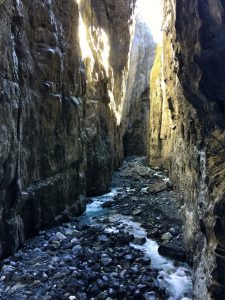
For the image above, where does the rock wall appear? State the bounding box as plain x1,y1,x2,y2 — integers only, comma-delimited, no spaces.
0,0,135,258
149,0,225,299
77,0,135,195
123,16,155,156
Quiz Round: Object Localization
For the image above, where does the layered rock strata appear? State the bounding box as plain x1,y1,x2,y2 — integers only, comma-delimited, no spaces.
149,1,225,299
0,0,135,257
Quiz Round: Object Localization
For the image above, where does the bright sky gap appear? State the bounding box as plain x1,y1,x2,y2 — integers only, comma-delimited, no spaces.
136,0,163,44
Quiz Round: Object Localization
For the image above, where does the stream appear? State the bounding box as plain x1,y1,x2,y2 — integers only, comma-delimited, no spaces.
81,188,193,300
0,157,193,300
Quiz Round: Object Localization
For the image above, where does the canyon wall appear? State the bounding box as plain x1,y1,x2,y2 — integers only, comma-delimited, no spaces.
149,0,225,299
123,16,155,156
78,0,135,194
0,0,135,258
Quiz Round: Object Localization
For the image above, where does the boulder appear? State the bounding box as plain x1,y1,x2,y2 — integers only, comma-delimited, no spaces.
147,182,169,193
161,232,173,242
133,237,147,245
158,244,186,261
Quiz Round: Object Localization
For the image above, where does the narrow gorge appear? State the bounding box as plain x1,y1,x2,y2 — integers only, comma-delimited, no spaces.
0,0,225,299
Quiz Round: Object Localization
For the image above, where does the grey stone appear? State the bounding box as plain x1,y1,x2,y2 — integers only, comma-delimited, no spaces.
101,255,113,267
133,237,147,245
158,244,186,261
147,182,169,193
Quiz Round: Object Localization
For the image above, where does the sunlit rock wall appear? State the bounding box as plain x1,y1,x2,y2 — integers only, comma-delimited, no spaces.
149,0,225,299
123,16,155,156
77,0,136,195
0,0,135,257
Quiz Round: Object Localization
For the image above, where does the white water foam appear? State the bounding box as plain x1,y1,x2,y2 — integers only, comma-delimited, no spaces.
84,190,193,299
82,189,117,222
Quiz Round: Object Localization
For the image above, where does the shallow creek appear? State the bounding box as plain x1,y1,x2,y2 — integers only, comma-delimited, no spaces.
0,157,193,300
81,186,193,300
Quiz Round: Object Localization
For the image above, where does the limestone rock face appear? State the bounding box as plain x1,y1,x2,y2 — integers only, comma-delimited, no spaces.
0,0,87,258
77,0,135,195
149,0,225,298
0,0,135,257
123,17,155,156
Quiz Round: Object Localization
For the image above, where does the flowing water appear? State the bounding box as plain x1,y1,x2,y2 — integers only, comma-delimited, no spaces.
80,189,193,300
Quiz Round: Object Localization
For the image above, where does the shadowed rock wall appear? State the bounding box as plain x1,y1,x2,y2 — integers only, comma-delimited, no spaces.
149,0,225,298
0,0,135,257
0,0,87,258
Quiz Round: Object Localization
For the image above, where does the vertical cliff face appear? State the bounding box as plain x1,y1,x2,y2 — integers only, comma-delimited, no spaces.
0,0,87,258
0,0,135,258
149,0,225,298
77,0,135,195
123,17,155,156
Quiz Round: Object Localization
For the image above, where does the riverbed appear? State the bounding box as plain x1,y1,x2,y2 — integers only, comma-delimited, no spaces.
0,157,193,300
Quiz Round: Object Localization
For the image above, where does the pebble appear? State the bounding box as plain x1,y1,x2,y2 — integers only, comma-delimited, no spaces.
65,229,73,236
101,255,113,266
51,240,61,249
132,209,143,216
0,157,190,300
55,232,67,241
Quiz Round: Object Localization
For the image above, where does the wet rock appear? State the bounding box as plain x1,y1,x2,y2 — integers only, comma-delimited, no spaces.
124,254,134,262
158,244,186,261
77,292,87,300
101,255,113,266
65,229,73,236
132,209,143,216
72,245,83,256
73,230,83,239
145,291,158,300
148,228,160,238
50,240,61,250
1,265,15,273
98,235,109,243
88,284,100,296
133,237,147,245
97,292,108,299
169,227,179,236
62,242,73,250
55,232,67,241
161,232,173,242
102,201,114,208
76,223,90,231
11,273,27,283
